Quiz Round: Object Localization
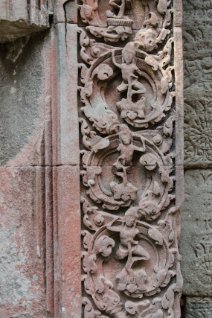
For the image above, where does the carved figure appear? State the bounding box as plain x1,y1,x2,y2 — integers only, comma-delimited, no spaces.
107,207,150,266
114,125,145,167
112,42,150,121
112,42,146,100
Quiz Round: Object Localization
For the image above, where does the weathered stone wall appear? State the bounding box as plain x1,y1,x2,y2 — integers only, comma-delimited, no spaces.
0,30,55,317
181,0,212,316
0,2,81,317
0,0,211,317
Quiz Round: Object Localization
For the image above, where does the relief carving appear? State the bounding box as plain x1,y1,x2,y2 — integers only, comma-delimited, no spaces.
185,298,212,318
184,0,212,166
79,0,182,316
185,98,212,165
79,0,172,43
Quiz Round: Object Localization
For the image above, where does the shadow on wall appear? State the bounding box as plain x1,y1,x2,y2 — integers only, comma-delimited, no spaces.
0,32,48,166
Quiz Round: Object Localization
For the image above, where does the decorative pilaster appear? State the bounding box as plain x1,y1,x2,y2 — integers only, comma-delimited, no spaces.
79,0,183,317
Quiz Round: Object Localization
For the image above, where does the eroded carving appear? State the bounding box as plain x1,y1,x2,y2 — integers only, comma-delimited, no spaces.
79,0,182,316
184,0,212,166
79,0,172,43
185,298,212,318
185,98,212,165
79,34,174,129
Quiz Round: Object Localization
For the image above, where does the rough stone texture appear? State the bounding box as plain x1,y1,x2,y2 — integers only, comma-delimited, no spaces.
54,166,81,317
54,0,78,24
184,298,212,318
0,32,48,166
54,23,79,166
0,28,56,317
184,0,212,168
181,0,212,310
181,170,212,296
0,2,82,316
50,24,81,318
0,167,47,318
0,0,49,43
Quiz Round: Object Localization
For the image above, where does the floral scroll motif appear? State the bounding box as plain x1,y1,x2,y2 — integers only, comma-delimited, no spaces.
79,0,182,317
185,98,212,165
79,0,172,44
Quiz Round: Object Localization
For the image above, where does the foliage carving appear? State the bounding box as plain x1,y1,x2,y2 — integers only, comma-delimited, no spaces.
79,0,182,316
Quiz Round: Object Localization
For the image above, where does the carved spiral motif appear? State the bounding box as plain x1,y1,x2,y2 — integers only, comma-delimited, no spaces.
81,49,173,130
81,131,172,216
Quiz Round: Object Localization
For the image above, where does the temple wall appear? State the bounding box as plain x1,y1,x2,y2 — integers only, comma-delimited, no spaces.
0,31,54,317
181,0,212,316
0,0,211,317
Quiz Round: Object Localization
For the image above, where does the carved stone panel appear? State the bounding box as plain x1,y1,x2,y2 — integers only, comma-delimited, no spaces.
185,298,212,318
79,0,183,317
185,96,212,167
181,170,212,296
184,0,212,167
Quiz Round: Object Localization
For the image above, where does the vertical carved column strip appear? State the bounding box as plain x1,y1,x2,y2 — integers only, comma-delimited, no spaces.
78,0,183,317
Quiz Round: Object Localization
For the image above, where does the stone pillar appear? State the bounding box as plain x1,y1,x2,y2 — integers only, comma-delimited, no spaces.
78,0,184,317
181,0,212,316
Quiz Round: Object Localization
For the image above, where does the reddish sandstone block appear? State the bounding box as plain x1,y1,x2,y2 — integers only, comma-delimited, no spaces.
53,23,79,166
0,167,47,318
53,166,81,318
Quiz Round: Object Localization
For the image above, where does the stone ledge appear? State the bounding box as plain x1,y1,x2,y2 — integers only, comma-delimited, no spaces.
0,1,49,43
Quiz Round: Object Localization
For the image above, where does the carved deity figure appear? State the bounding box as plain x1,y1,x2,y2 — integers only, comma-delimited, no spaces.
115,125,145,167
112,43,148,120
112,42,146,100
107,207,150,269
110,125,145,203
106,207,150,294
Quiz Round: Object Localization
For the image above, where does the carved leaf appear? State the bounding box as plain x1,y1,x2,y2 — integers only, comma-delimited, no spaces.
148,228,164,245
82,230,93,250
161,284,176,317
93,64,113,81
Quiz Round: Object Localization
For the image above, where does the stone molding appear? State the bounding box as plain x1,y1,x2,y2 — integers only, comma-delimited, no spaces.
0,0,50,43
